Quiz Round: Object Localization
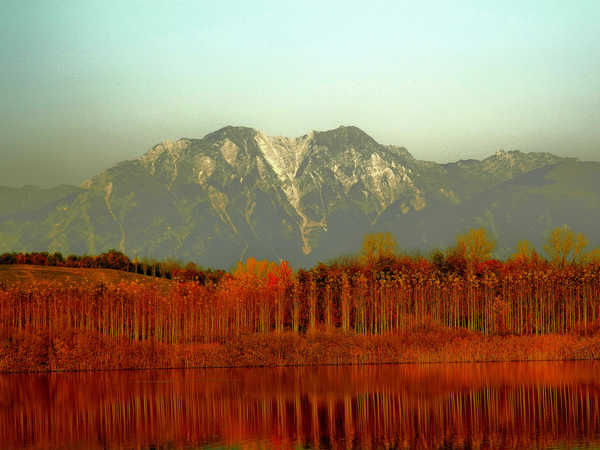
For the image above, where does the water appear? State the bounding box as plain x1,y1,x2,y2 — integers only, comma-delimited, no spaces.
1,362,600,449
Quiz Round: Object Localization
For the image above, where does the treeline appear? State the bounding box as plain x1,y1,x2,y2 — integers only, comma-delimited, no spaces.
2,226,599,281
0,249,226,284
1,227,600,348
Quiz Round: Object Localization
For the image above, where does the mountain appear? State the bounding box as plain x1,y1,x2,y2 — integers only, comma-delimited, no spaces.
0,125,597,267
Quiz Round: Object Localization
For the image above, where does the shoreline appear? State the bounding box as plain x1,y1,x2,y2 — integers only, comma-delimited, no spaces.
2,327,599,373
1,357,599,375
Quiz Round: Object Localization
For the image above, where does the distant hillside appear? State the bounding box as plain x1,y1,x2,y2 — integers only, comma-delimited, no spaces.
0,125,596,267
377,160,600,257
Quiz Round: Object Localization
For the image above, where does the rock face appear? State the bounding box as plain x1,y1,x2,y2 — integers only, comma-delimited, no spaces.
1,125,598,267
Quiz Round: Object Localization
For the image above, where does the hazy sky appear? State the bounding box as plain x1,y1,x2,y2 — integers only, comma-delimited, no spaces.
1,0,599,187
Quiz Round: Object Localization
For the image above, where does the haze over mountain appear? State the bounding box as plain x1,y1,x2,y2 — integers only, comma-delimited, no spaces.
2,3,599,188
1,125,598,267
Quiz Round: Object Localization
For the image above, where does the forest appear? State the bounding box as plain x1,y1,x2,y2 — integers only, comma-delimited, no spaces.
1,226,600,371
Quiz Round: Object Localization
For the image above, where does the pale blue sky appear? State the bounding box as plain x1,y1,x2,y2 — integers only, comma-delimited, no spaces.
1,0,599,186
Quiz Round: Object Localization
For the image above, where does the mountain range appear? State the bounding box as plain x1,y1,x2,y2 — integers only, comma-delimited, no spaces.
1,125,598,267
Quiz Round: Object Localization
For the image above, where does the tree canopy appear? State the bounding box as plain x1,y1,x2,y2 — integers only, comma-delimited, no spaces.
361,232,397,264
455,228,496,262
544,225,588,266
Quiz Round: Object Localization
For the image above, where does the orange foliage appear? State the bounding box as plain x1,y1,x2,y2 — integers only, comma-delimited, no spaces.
1,251,600,371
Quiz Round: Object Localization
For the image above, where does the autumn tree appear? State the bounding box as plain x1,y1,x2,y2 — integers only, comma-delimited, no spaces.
97,249,130,270
586,248,600,264
234,257,276,280
455,228,496,263
512,240,532,260
543,225,588,266
361,232,397,264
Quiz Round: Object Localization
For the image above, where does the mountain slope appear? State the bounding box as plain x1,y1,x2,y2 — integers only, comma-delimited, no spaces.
0,126,594,266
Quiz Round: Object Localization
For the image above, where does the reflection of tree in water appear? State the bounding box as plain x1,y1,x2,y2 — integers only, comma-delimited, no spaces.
1,362,600,449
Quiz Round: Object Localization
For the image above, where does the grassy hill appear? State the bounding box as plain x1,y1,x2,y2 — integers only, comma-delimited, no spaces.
0,264,171,287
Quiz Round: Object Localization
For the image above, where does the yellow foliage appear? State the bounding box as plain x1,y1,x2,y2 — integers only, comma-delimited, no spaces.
233,257,277,280
512,239,538,262
456,228,495,262
585,248,600,264
361,232,397,263
543,226,588,266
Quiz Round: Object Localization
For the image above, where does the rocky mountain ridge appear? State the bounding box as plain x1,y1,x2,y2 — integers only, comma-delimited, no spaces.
1,125,595,267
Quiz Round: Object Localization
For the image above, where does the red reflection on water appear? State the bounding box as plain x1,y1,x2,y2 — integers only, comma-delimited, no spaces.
1,362,600,449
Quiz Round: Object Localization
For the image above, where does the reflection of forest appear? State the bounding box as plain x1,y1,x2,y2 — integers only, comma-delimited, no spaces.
2,362,600,449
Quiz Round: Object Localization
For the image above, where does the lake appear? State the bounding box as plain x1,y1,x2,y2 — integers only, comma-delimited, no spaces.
1,361,599,449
